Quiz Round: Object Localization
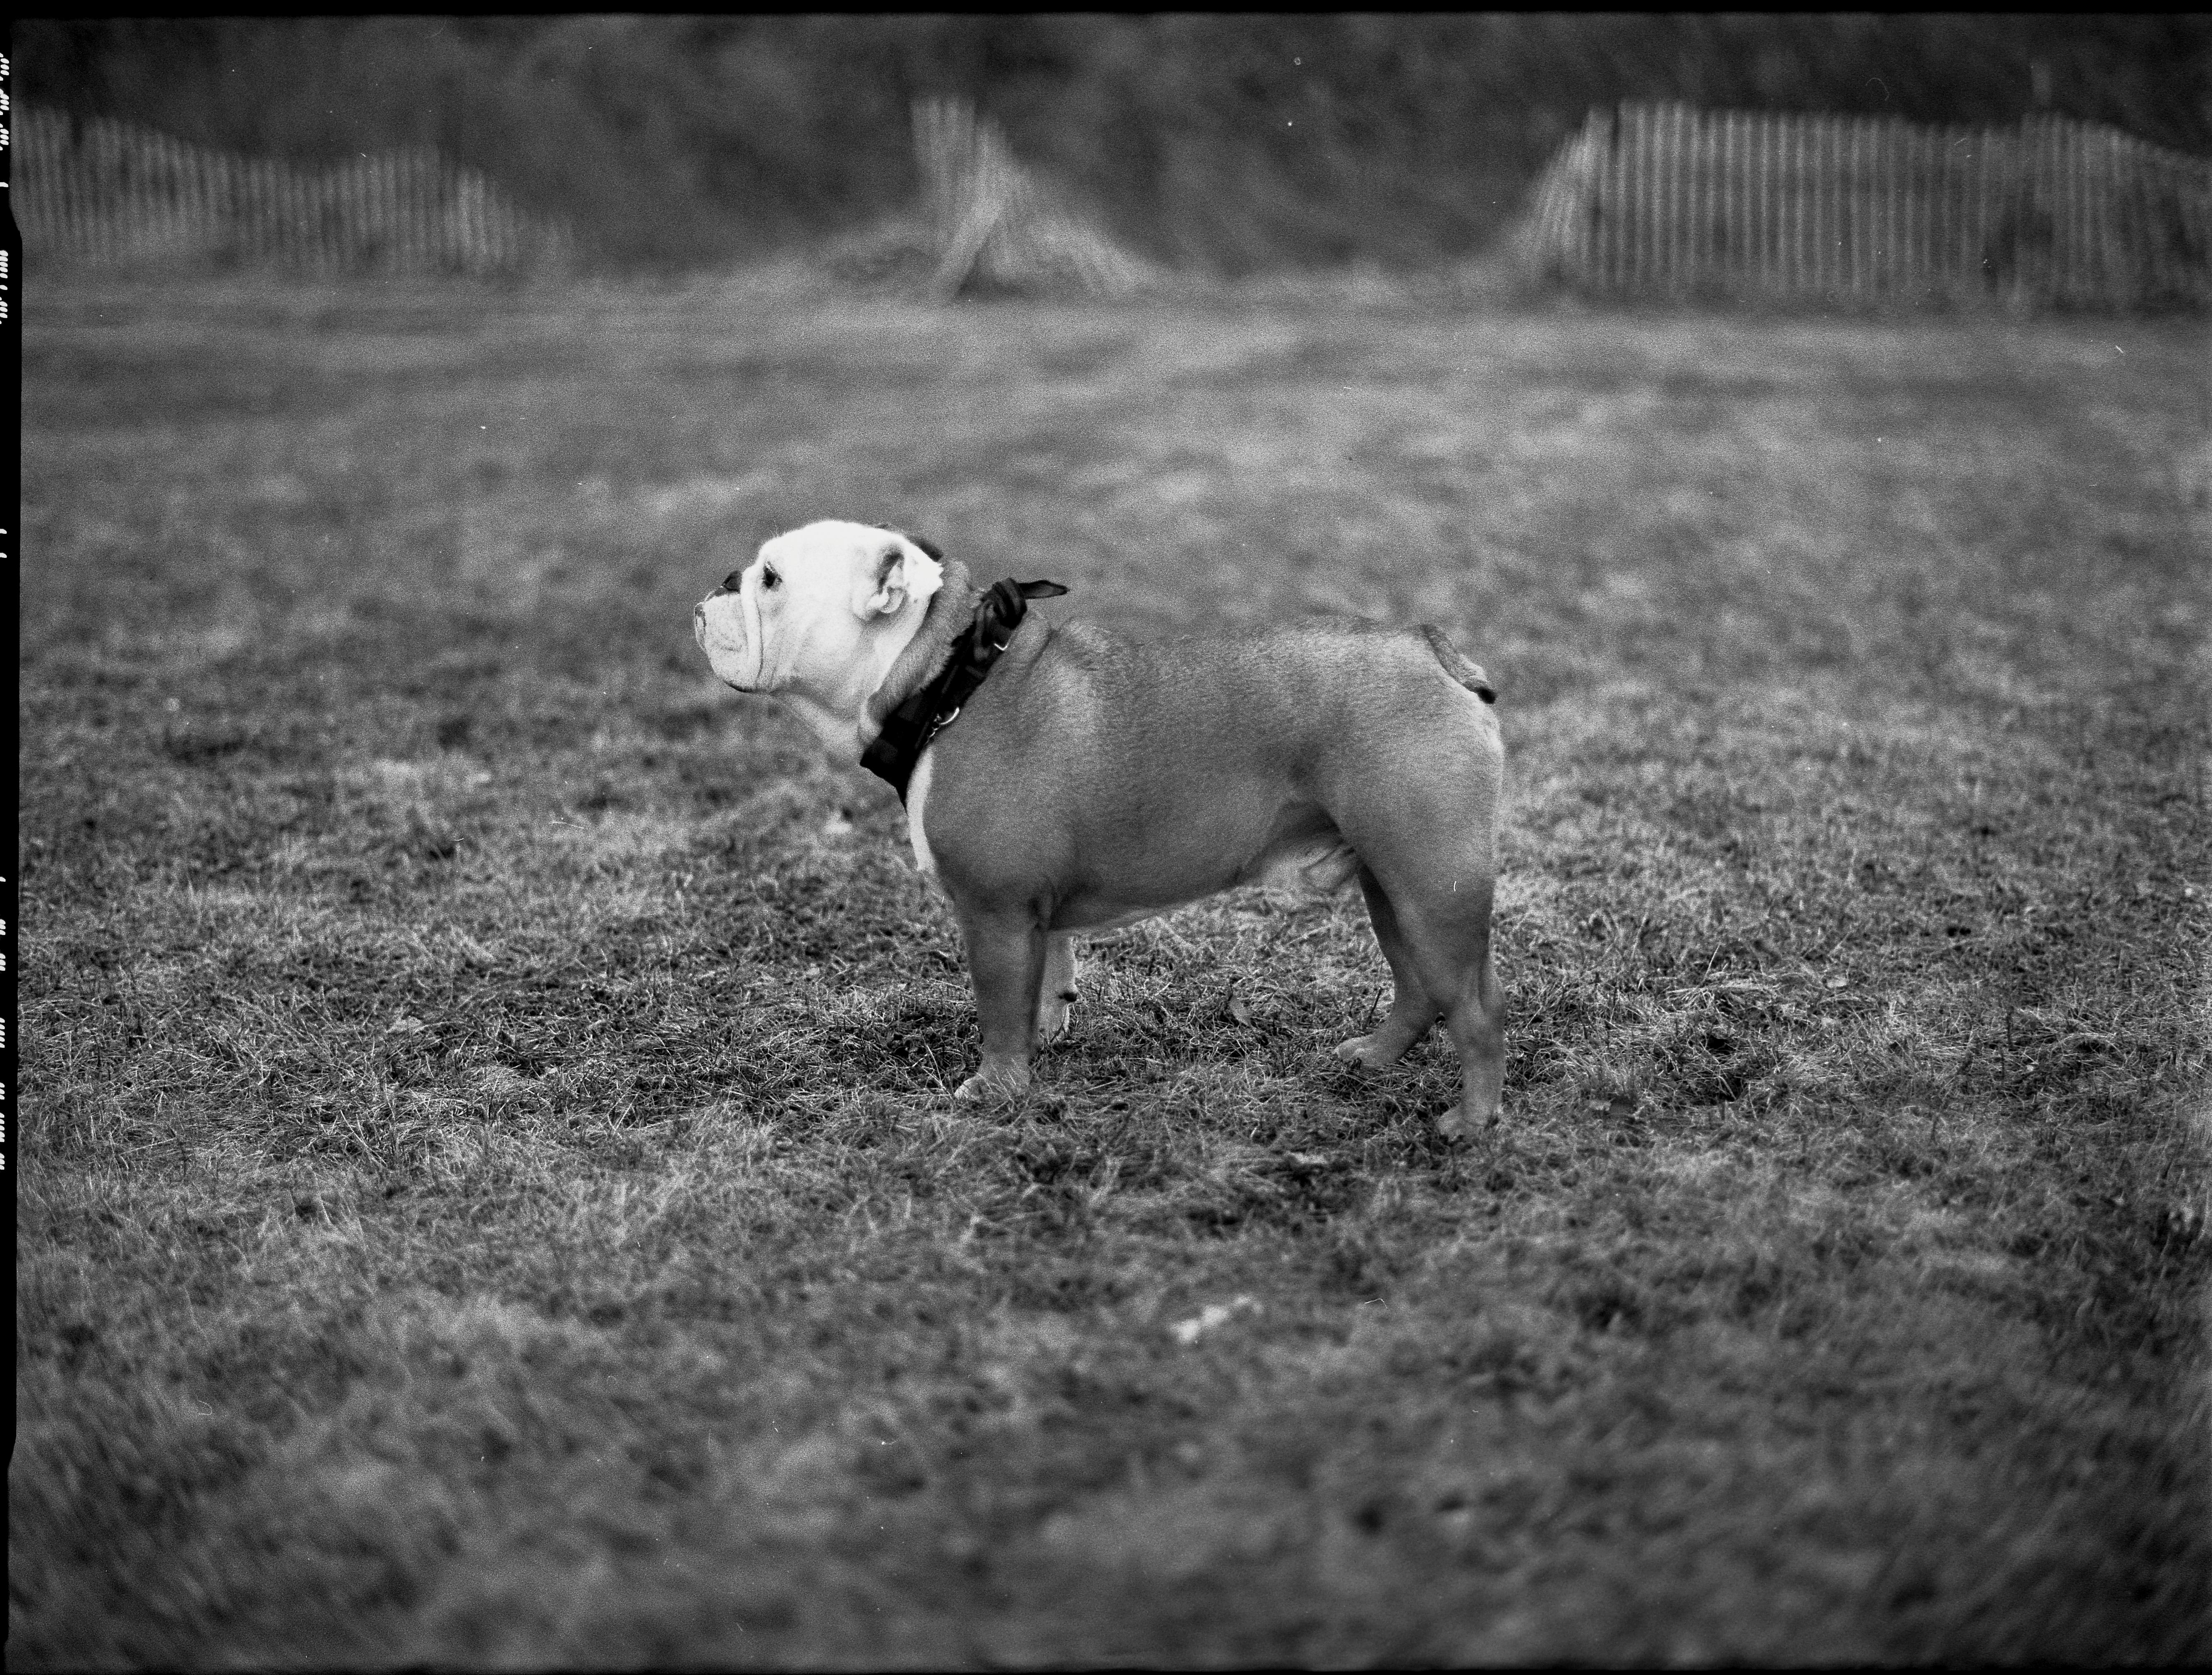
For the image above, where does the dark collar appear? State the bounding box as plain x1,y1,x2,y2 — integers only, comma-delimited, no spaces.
860,577,1068,803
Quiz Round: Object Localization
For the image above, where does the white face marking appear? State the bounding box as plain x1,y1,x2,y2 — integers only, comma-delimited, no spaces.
905,746,938,879
693,519,946,756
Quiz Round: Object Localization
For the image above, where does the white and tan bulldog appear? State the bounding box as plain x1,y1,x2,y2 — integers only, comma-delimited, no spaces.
693,518,1507,1135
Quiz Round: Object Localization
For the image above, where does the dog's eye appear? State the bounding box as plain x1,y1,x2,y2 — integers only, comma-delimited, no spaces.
761,565,780,591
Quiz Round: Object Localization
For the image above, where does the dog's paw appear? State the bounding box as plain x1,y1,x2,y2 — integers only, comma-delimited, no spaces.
1334,1032,1404,1069
1433,1101,1499,1143
954,1065,1032,1104
1033,995,1075,1048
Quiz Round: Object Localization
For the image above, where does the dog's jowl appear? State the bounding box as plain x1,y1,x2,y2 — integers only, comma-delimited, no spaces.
696,519,1506,1135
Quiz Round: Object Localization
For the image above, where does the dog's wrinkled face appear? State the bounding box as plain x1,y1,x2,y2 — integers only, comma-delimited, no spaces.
694,519,946,749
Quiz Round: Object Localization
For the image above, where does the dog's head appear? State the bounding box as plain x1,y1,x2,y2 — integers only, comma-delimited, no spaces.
694,519,947,741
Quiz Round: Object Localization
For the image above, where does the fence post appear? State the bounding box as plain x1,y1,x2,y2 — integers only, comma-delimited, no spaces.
422,149,440,273
1840,113,1854,296
1719,108,1734,292
2075,119,2094,304
1872,116,1886,297
1915,118,1928,296
1769,112,1787,294
1698,104,1713,290
1845,114,1858,298
1668,102,1687,292
1884,119,1897,295
84,119,104,265
362,153,377,271
391,150,407,271
2106,122,2123,303
2045,119,2062,303
394,149,408,271
1935,123,1953,297
1602,104,1621,289
379,151,395,272
264,155,283,267
1806,112,1823,294
1742,110,1758,295
239,152,256,266
1643,102,1661,292
2053,119,2072,305
1673,103,1690,290
1744,109,1757,294
1893,117,1909,296
1839,113,1855,297
1739,110,1754,294
87,118,104,264
1568,121,1592,282
1809,112,1825,294
1890,116,1906,297
276,154,295,272
1620,103,1638,290
2095,125,2118,304
2141,137,2163,304
414,148,428,272
1771,110,1786,295
1707,109,1722,291
2104,130,2127,304
1809,111,1825,294
1689,105,1707,290
182,132,202,262
1613,103,1631,290
1857,117,1872,297
1619,103,1637,290
1914,123,1933,298
1667,101,1685,292
1671,104,1688,290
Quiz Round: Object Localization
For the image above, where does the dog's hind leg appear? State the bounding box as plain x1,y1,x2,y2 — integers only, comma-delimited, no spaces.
1335,866,1442,1068
1435,920,1507,1138
1352,853,1505,1137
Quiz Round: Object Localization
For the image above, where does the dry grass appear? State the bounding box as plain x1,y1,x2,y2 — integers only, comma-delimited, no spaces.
15,271,2211,1667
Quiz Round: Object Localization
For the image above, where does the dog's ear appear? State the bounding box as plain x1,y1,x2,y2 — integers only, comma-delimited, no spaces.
872,523,946,564
855,533,946,619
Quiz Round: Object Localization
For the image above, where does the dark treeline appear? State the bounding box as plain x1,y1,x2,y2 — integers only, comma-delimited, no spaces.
21,15,2212,272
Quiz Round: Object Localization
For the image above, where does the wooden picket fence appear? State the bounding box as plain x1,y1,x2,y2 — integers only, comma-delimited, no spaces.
13,105,577,277
911,98,1161,298
1520,102,2212,309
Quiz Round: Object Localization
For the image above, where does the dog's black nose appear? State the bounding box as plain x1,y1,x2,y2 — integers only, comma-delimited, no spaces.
718,570,745,594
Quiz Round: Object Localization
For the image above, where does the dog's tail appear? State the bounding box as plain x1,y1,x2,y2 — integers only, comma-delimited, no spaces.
1419,625,1496,704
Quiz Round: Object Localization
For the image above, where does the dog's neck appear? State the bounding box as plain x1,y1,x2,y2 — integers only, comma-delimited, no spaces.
768,562,977,761
864,559,978,736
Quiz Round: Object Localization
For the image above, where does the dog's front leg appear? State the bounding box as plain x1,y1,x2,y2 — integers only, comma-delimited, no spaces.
1035,933,1078,1047
951,902,1048,1102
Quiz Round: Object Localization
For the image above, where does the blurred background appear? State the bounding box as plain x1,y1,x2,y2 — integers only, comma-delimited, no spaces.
18,14,2212,279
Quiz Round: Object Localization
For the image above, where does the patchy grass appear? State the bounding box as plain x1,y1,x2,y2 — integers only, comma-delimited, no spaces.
16,271,2211,1666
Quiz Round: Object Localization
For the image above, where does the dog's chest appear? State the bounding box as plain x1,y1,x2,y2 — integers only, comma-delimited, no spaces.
905,748,938,879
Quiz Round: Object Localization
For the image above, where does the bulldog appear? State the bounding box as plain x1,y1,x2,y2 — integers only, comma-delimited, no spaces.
693,519,1506,1136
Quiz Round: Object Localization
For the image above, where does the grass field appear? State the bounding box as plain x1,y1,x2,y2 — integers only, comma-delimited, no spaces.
16,270,2211,1666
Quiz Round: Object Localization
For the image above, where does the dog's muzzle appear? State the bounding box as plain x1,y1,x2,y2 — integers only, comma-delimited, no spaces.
695,594,755,691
